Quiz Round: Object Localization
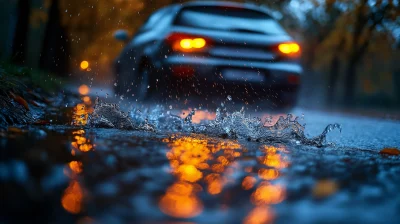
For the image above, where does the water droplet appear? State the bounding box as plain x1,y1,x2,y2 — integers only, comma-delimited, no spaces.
114,82,118,86
227,95,232,101
169,105,172,110
264,115,273,125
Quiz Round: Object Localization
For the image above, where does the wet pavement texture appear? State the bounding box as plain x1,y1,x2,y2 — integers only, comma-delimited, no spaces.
1,102,400,224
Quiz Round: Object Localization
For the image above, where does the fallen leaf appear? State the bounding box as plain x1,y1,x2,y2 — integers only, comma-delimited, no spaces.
34,120,50,125
8,127,27,133
312,180,338,199
10,92,29,111
379,148,400,156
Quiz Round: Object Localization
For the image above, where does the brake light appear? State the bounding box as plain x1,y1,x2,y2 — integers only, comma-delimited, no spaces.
167,33,210,52
278,42,301,56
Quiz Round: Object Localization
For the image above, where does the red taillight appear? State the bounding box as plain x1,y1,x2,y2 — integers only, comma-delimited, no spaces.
166,33,211,52
277,42,301,57
288,74,300,85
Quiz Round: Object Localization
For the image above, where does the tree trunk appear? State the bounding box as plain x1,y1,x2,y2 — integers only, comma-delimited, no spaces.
11,0,31,64
39,0,70,76
327,55,340,105
344,58,357,106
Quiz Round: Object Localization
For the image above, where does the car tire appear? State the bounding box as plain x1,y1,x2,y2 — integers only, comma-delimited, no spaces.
115,61,151,102
133,63,150,102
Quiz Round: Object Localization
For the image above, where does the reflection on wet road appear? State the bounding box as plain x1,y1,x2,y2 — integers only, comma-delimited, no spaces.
1,94,400,223
62,128,94,216
1,124,400,223
146,135,289,223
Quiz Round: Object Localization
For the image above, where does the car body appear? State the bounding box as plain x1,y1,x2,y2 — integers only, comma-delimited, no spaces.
114,1,302,109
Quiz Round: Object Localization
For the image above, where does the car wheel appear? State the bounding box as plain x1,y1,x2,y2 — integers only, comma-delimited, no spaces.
115,62,151,102
132,64,150,102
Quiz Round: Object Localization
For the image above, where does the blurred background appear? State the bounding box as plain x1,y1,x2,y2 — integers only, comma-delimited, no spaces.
1,0,399,110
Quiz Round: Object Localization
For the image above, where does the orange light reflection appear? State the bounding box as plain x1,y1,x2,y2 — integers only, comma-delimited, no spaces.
258,168,279,180
160,136,242,218
71,134,93,153
251,182,286,205
69,161,83,174
180,110,216,124
61,181,84,214
161,136,289,222
159,182,203,219
242,176,257,190
72,104,90,126
243,205,275,224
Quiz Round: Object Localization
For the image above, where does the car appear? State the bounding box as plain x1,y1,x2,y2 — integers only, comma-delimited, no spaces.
114,1,302,109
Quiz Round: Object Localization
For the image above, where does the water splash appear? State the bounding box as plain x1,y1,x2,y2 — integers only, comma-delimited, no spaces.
184,110,196,124
84,100,341,147
88,102,134,129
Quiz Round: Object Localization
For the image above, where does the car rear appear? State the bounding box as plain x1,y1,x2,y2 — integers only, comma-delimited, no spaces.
153,2,302,108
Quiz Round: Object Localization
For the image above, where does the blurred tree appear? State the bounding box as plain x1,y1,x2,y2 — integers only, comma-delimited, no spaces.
303,1,344,105
58,0,179,77
341,0,399,105
11,0,31,64
300,0,399,106
39,0,70,75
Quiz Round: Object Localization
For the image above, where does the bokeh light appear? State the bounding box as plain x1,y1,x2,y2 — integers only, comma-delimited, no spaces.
80,60,89,70
78,84,90,95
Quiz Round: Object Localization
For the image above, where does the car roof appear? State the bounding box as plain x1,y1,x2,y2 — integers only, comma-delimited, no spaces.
174,1,270,16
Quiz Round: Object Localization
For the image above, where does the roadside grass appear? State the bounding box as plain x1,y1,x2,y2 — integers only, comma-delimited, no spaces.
0,63,66,129
0,63,64,93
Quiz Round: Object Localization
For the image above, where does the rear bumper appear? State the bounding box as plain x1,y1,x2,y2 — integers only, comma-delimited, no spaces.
157,54,301,82
151,55,302,105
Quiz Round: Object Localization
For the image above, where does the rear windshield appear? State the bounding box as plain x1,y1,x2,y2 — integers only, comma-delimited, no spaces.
174,6,287,35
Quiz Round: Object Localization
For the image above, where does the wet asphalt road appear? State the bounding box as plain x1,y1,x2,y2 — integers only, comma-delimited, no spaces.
290,108,400,150
1,85,400,224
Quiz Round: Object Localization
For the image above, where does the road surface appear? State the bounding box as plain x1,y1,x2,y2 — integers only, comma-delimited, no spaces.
1,86,399,224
